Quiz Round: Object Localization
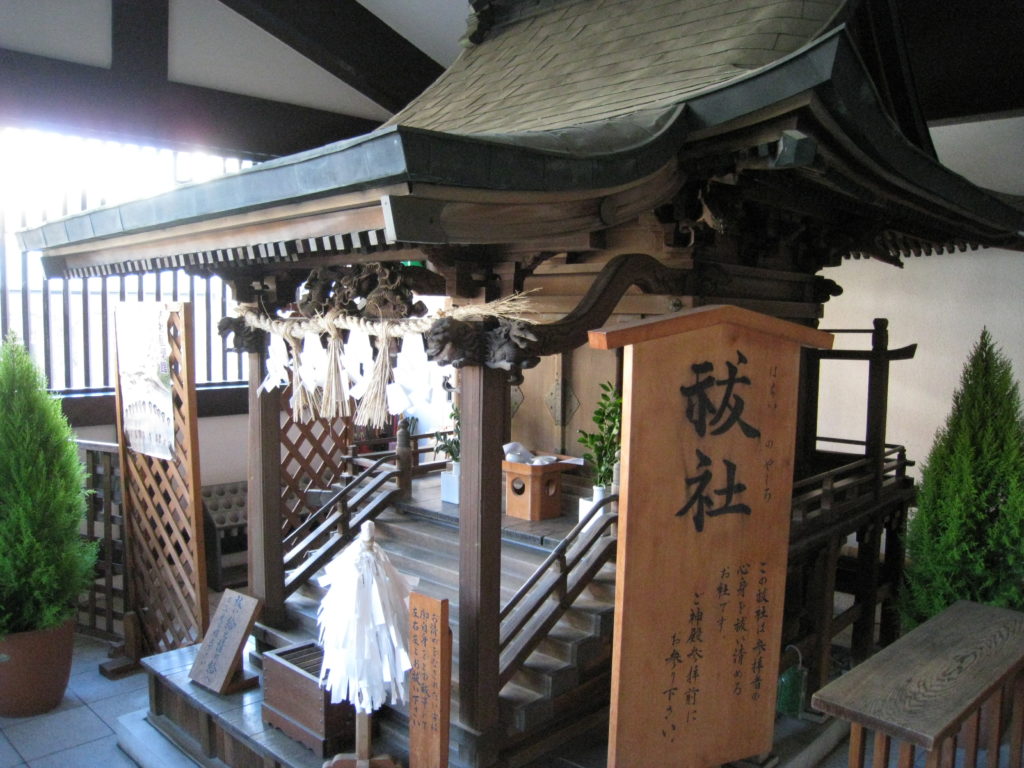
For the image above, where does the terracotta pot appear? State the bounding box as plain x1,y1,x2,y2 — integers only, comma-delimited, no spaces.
0,618,75,717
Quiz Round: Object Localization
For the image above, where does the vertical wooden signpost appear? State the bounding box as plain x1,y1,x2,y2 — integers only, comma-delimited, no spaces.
408,593,452,768
590,306,832,768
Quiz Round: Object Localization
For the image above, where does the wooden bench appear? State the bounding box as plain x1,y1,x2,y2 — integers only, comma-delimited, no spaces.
812,601,1024,768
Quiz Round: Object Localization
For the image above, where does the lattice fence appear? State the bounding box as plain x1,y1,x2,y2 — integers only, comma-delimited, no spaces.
77,440,127,642
116,304,208,654
278,387,351,534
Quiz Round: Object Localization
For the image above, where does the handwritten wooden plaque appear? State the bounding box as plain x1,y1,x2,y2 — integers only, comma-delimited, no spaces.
591,307,832,768
408,593,452,768
189,589,261,694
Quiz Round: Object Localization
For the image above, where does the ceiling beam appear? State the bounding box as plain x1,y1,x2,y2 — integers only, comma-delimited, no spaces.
215,0,445,113
0,47,380,157
902,0,1024,121
111,0,169,82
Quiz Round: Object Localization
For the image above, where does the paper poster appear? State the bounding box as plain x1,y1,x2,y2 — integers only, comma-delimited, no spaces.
115,303,175,460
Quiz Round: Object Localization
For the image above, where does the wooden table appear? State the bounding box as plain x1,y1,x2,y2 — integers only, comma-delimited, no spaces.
812,601,1024,768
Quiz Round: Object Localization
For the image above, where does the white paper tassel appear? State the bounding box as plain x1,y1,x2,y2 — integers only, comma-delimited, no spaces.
258,333,290,393
317,522,412,714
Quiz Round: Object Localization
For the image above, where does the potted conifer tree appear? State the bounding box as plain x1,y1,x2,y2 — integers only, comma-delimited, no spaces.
0,336,97,717
901,328,1024,628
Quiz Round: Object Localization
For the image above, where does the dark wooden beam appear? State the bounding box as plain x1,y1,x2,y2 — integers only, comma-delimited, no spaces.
902,0,1024,121
0,47,379,157
111,0,169,81
215,0,444,113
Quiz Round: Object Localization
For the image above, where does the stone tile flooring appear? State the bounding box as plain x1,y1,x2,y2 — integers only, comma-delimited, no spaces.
0,634,147,768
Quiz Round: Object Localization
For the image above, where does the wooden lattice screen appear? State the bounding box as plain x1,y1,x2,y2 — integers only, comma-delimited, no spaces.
278,387,351,534
77,440,126,642
114,303,208,654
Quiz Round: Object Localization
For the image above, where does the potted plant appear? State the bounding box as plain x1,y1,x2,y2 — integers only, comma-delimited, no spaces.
0,336,97,717
578,381,622,506
901,329,1024,628
436,404,461,505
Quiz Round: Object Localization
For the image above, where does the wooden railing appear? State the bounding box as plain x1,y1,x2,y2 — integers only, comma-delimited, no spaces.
498,494,619,686
813,601,1024,768
76,440,127,641
281,453,401,598
790,439,912,538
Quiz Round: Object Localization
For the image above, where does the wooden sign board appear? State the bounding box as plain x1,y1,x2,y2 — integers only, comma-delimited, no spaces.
408,593,452,768
591,306,832,768
189,589,261,694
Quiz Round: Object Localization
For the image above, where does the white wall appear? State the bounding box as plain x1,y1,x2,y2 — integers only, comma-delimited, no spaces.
74,414,249,485
817,116,1024,477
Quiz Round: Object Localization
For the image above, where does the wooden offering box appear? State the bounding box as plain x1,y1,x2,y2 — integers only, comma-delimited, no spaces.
502,457,572,521
262,642,355,757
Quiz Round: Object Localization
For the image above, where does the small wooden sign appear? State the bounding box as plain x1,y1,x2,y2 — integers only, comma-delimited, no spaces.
408,593,452,768
591,306,832,768
189,589,261,694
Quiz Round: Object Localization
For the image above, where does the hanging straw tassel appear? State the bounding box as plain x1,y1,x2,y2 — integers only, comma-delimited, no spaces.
321,318,352,421
353,322,393,429
286,332,319,422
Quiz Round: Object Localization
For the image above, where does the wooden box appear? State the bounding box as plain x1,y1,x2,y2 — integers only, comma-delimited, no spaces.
262,642,355,757
502,458,571,521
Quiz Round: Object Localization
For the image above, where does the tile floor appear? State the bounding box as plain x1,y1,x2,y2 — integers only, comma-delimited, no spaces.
0,634,148,768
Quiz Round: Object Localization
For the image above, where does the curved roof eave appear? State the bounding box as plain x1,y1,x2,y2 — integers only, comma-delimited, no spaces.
19,26,1024,259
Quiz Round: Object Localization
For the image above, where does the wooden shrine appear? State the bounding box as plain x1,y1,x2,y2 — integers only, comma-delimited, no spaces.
592,307,832,767
17,1,1024,766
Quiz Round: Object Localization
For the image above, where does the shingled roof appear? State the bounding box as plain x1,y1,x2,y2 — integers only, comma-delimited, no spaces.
18,0,1024,276
389,0,842,135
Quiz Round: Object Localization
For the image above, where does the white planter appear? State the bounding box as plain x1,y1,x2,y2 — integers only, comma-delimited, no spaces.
440,461,460,505
578,485,613,533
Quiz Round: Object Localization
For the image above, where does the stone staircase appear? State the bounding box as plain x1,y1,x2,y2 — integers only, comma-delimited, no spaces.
277,507,617,768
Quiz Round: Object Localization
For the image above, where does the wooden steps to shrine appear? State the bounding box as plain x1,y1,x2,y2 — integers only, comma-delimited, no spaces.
255,508,617,768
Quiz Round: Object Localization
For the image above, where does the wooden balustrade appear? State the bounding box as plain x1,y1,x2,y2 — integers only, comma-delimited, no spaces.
813,601,1024,768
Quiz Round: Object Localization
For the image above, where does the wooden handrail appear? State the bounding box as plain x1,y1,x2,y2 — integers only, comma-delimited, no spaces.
280,452,401,598
498,494,619,685
283,452,397,550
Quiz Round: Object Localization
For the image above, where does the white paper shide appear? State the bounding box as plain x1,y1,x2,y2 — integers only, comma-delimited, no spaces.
317,522,412,714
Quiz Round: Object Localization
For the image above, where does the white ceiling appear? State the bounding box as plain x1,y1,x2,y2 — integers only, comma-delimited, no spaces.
168,0,393,119
0,0,469,120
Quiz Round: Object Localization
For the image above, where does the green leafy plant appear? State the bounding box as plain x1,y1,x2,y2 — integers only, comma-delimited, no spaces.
435,404,461,463
901,329,1024,627
578,381,622,489
0,336,96,637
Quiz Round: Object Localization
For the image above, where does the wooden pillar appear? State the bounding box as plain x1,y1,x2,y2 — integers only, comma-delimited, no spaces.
247,350,286,628
866,319,890,498
458,365,507,735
